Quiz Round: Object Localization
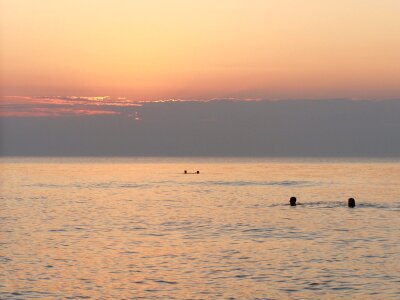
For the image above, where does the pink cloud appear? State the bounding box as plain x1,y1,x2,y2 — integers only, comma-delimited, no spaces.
0,95,264,117
0,96,137,117
0,107,120,117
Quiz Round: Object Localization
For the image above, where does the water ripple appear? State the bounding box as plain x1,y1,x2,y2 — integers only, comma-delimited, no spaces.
3,159,400,299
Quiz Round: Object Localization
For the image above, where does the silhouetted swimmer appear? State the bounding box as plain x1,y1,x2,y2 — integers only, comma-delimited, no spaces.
196,171,200,174
290,196,297,206
184,170,187,174
348,197,356,208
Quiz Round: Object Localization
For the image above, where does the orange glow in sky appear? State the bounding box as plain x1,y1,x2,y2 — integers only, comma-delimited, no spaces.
1,0,400,100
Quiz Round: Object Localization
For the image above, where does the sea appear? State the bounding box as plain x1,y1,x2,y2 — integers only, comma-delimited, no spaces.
1,157,399,299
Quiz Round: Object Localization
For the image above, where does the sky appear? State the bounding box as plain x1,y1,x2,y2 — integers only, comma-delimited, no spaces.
1,1,399,156
1,0,400,100
1,99,400,157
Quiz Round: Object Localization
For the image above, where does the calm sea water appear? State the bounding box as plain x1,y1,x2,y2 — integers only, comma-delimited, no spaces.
1,157,399,299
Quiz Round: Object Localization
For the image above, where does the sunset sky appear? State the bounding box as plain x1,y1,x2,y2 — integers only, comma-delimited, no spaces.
1,1,400,156
1,0,400,101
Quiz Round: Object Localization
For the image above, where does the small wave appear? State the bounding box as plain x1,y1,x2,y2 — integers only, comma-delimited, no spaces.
48,229,67,232
190,180,313,187
25,179,319,190
0,256,12,263
88,182,150,189
24,183,64,188
154,279,178,285
24,182,150,189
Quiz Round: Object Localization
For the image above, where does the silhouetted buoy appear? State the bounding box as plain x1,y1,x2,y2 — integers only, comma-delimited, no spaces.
348,197,356,208
290,196,297,206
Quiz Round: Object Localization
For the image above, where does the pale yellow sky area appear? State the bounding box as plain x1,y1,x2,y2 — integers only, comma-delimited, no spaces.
1,0,400,100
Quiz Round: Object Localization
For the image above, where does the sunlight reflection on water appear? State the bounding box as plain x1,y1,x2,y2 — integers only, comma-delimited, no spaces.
1,157,399,299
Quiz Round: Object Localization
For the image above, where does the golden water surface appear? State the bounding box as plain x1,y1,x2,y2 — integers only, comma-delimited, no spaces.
1,158,399,299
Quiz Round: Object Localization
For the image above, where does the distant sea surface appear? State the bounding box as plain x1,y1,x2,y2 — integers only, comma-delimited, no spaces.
1,157,399,299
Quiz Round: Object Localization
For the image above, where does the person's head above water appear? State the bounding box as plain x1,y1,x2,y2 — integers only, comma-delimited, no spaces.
290,196,297,206
348,197,356,208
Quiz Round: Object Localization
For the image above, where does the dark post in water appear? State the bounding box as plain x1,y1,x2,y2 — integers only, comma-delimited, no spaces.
348,198,356,208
